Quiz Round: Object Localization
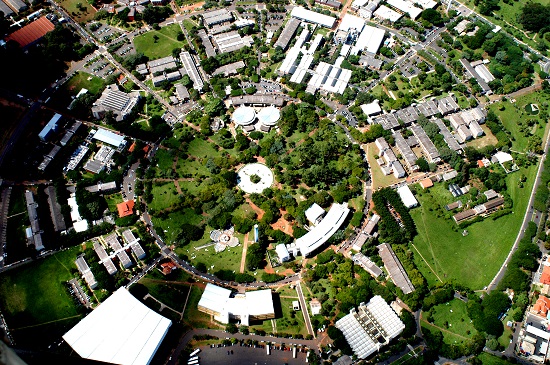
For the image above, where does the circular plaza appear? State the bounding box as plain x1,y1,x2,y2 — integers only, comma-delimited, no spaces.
237,163,274,194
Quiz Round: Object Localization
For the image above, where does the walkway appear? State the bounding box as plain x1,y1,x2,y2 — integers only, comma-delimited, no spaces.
240,233,249,273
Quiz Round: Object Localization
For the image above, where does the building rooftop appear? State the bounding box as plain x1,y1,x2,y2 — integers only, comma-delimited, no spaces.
230,95,284,107
274,17,301,50
377,243,415,294
373,5,403,22
63,288,171,365
6,16,54,47
291,6,336,28
297,203,350,257
117,200,135,218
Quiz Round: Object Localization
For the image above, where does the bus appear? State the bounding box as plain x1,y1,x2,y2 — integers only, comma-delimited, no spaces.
266,344,271,355
293,347,297,358
188,360,199,365
188,356,198,362
189,349,201,357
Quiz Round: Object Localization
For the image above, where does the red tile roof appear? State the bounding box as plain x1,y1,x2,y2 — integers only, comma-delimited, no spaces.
541,266,550,285
533,295,550,317
419,178,433,189
117,200,135,218
6,17,55,48
161,261,177,275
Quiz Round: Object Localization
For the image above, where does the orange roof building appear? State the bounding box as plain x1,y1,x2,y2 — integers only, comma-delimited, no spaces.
6,17,55,48
541,266,550,285
117,200,135,218
419,178,434,189
532,295,550,318
160,261,177,275
128,142,136,153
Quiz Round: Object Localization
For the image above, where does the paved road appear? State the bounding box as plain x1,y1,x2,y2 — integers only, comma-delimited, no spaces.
295,282,314,337
122,161,140,201
167,328,318,365
486,125,550,293
0,187,11,268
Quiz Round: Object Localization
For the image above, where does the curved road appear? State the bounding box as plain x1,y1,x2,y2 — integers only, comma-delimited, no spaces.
486,126,550,293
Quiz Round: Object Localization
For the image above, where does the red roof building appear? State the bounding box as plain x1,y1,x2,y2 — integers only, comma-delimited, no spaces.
541,266,550,285
532,295,550,318
117,200,135,218
419,178,433,189
6,17,55,48
160,261,177,275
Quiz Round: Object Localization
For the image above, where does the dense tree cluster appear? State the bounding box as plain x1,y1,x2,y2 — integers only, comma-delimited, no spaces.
372,188,417,244
518,1,550,32
467,292,510,337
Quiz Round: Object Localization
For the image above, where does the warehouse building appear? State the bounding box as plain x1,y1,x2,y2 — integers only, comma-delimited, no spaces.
202,8,233,27
63,288,172,365
306,62,352,94
387,0,422,19
336,296,405,359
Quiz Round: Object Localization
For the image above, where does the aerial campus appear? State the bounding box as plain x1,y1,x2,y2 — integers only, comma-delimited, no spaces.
4,0,550,365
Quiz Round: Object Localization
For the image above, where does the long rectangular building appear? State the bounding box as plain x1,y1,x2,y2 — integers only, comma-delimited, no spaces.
180,51,204,91
434,119,463,152
75,256,98,289
122,229,146,260
352,253,383,278
410,124,440,163
197,29,216,58
459,59,491,94
45,186,66,232
230,95,284,107
291,6,336,28
0,0,14,16
93,241,117,275
393,132,418,172
274,18,301,50
202,8,233,27
377,242,415,294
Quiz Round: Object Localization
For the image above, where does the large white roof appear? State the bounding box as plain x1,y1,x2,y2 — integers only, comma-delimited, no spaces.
386,0,422,19
397,185,418,208
335,296,404,359
291,6,336,28
297,203,350,256
198,283,232,314
232,106,256,126
339,14,365,32
494,151,513,164
63,288,171,365
93,128,125,148
360,100,382,116
354,24,385,55
305,203,326,224
257,106,280,126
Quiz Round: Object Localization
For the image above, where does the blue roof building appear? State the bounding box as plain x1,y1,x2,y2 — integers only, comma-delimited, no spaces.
38,113,62,141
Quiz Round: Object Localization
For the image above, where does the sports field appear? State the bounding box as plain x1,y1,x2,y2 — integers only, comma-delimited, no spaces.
0,246,83,346
133,24,186,60
411,163,538,289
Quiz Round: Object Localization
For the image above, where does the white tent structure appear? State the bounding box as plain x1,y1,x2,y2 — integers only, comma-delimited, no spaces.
63,288,171,365
232,106,256,126
397,185,418,208
92,128,126,148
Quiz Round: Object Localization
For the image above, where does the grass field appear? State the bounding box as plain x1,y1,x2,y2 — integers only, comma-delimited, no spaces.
488,92,549,152
59,0,96,22
5,188,29,264
182,285,220,329
466,125,499,149
366,142,401,189
0,246,83,346
476,352,515,365
66,71,105,95
133,24,186,60
106,193,124,214
427,299,477,344
411,163,538,289
140,278,189,312
148,182,179,211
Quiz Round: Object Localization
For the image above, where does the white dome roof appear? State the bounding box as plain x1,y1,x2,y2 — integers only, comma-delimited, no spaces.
232,106,256,126
257,106,280,126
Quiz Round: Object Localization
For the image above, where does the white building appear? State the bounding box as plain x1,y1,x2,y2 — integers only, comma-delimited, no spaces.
197,283,275,326
361,100,382,116
386,0,422,19
63,288,172,365
335,296,405,359
297,203,350,257
92,128,126,149
291,6,336,28
397,185,418,208
276,244,291,262
306,62,352,94
305,203,326,225
68,193,88,233
373,5,402,22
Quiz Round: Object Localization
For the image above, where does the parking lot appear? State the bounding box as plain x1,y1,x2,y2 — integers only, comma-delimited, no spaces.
195,343,308,364
83,57,116,79
88,22,124,44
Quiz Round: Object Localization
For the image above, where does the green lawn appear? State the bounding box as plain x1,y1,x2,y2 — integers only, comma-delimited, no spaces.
187,138,222,159
140,278,189,312
428,299,477,344
106,192,124,214
411,164,538,289
59,0,96,22
133,24,186,60
148,182,179,211
476,352,516,365
488,92,549,152
5,188,29,263
154,149,176,173
366,142,401,189
0,246,83,345
182,285,220,329
250,294,308,336
66,71,105,95
152,208,204,243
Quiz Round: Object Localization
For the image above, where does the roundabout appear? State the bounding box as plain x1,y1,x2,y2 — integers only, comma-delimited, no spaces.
237,163,274,194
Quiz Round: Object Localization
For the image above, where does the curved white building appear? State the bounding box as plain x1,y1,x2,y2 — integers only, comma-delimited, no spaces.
257,106,280,127
297,202,350,257
232,106,256,126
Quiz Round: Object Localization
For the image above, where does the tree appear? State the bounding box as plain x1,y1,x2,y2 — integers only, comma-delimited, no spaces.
153,34,159,43
226,323,238,333
518,1,550,32
416,158,429,172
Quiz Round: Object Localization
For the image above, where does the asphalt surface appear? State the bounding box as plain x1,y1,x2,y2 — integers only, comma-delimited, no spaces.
295,282,314,337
